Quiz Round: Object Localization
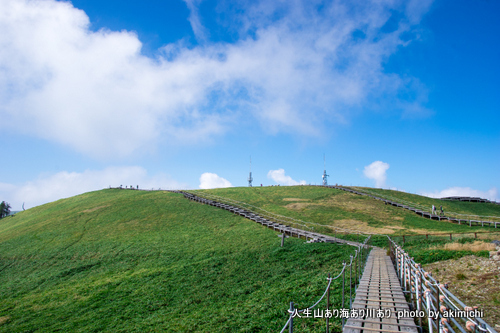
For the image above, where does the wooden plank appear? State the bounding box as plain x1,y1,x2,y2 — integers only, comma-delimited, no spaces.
346,319,418,328
344,325,415,333
354,298,409,304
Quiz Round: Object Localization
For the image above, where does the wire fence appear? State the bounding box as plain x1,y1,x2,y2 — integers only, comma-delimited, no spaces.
387,236,498,333
390,230,500,245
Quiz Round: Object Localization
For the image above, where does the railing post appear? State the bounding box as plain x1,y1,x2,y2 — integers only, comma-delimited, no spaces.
401,251,405,286
400,247,404,281
405,254,409,292
436,280,440,332
417,265,423,333
342,261,345,328
349,255,353,308
289,302,294,333
360,246,363,271
326,273,330,333
395,245,399,276
355,249,358,287
411,261,415,307
425,291,433,333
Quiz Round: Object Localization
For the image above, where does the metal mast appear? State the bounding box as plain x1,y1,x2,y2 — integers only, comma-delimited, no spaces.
322,154,329,186
248,156,253,187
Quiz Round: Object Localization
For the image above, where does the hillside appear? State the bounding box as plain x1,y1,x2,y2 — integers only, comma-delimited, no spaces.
0,189,355,332
1,186,498,332
192,186,500,326
194,186,500,236
351,186,500,220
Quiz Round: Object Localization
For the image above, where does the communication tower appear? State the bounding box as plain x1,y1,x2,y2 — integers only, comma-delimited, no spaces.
322,154,329,186
248,156,253,187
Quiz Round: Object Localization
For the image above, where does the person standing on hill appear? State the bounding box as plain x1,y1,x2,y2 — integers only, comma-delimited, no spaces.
440,205,444,216
432,205,435,215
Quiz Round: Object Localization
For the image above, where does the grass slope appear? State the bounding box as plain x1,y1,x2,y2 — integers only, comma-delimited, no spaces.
351,187,500,219
0,189,357,332
194,186,499,236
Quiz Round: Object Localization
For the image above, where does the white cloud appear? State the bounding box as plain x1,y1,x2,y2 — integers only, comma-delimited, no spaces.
420,187,498,202
406,0,434,24
267,169,306,186
183,0,208,42
363,161,390,187
0,167,185,210
199,173,232,189
0,0,432,159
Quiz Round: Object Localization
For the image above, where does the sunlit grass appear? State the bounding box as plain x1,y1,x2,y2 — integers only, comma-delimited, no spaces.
194,186,496,236
352,187,500,218
0,189,356,332
2,186,497,332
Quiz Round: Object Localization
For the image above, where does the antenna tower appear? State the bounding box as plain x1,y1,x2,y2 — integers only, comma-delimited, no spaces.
322,154,329,186
248,156,253,187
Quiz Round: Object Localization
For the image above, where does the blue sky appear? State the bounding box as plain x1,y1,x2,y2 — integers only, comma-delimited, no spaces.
1,0,499,210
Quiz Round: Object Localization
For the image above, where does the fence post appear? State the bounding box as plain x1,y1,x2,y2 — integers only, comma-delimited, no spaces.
399,247,403,283
417,265,423,333
395,245,399,277
355,249,358,287
408,258,413,305
425,291,433,333
342,261,345,327
289,302,294,333
360,247,363,272
349,255,353,308
326,273,330,333
436,280,441,332
411,261,416,310
404,254,407,292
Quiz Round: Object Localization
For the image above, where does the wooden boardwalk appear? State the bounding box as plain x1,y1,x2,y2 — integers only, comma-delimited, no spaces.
176,190,363,247
343,248,418,333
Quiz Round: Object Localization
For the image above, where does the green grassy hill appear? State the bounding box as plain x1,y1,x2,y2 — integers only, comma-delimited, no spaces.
351,186,500,219
1,186,498,332
0,189,357,332
194,186,500,236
